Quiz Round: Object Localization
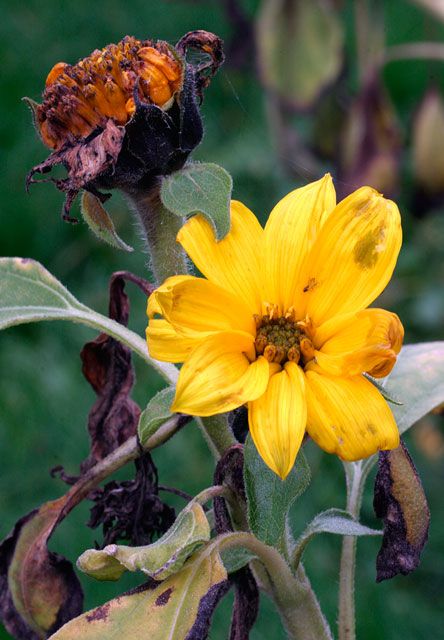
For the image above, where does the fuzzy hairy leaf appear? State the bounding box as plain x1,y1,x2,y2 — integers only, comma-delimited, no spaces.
138,387,176,447
77,502,210,581
383,342,444,434
50,544,228,640
160,162,232,240
0,258,177,382
292,508,381,567
243,436,310,552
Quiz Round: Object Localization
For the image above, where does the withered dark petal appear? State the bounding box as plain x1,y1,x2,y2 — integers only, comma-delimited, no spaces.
213,445,246,534
80,270,145,472
374,440,430,582
88,453,175,546
184,580,231,640
175,30,225,97
229,566,259,640
0,502,83,639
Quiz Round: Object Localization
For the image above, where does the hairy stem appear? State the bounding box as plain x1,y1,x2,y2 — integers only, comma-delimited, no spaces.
126,179,189,286
338,461,365,640
196,414,236,458
128,182,236,458
219,533,333,640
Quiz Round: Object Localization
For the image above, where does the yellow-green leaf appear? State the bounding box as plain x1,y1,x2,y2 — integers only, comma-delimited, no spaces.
50,544,228,640
77,502,210,581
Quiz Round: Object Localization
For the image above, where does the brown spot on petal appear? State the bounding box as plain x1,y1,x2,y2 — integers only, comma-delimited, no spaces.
353,227,385,269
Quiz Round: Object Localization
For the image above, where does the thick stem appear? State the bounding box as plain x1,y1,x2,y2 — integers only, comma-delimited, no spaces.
128,182,236,458
338,462,365,640
196,414,236,458
219,533,333,640
126,180,188,285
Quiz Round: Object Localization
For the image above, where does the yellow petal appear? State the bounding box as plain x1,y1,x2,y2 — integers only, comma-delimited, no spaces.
177,201,263,312
155,276,256,338
147,275,194,318
172,332,270,416
299,187,402,324
313,309,404,378
248,362,307,479
305,369,399,460
263,174,336,313
146,318,199,363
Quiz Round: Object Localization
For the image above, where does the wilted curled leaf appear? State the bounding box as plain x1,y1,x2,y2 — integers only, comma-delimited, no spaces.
0,497,83,639
374,440,430,581
78,501,210,581
50,544,229,640
80,270,151,472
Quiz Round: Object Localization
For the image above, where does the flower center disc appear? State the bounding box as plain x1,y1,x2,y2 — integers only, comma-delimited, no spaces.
254,315,315,365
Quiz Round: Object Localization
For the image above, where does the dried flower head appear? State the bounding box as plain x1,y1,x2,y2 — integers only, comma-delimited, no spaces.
26,31,224,220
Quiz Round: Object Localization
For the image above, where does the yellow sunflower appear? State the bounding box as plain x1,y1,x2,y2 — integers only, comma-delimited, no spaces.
146,174,403,478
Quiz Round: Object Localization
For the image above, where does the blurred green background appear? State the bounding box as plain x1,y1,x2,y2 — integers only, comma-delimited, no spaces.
1,0,443,638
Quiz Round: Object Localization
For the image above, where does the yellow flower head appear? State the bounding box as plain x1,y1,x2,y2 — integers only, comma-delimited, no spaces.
146,175,403,478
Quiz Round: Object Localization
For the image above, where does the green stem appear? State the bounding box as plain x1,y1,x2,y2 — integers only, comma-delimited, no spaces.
126,179,189,286
196,415,236,458
219,533,333,640
128,181,236,458
338,461,365,640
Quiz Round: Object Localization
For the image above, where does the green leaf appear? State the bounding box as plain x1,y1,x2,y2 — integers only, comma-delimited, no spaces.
160,162,233,241
292,508,381,568
50,544,228,640
257,0,343,109
81,192,134,252
243,435,311,554
77,501,210,581
0,258,177,384
220,547,256,574
138,387,175,448
383,342,444,434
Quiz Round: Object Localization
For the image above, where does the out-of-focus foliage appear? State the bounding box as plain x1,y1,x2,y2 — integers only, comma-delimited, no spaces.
1,1,444,638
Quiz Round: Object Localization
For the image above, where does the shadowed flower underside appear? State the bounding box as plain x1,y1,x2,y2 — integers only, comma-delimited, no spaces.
146,175,404,478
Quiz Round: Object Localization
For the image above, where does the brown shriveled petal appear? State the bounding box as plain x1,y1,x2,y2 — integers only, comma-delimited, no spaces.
26,120,124,222
374,440,430,582
80,271,151,472
0,498,83,639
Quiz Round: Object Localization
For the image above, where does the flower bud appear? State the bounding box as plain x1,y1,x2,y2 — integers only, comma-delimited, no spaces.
26,31,224,221
413,88,444,195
